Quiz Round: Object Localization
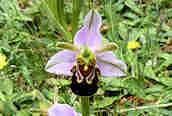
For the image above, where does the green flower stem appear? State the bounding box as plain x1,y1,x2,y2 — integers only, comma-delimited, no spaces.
0,103,4,113
81,96,90,116
88,0,94,10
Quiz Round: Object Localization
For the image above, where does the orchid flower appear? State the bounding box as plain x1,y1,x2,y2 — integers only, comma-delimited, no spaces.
45,10,127,96
47,102,77,116
47,88,80,116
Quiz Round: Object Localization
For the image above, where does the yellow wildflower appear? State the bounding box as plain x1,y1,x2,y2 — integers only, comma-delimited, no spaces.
127,41,140,49
0,53,8,69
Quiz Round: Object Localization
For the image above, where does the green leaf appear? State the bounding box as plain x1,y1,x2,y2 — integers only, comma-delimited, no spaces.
157,53,172,71
42,89,54,100
144,66,156,79
72,0,82,40
124,78,146,97
2,79,13,96
164,31,172,37
158,77,172,87
40,101,51,110
161,23,171,32
125,0,144,16
3,102,16,116
94,96,119,108
145,84,164,94
118,22,128,40
0,92,6,101
22,66,33,88
167,8,172,17
127,111,140,116
49,79,71,86
42,0,71,41
101,78,124,91
0,39,11,51
123,12,139,20
114,1,125,12
16,110,30,116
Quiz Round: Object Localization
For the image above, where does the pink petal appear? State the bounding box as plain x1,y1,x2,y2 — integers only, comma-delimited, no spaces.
84,10,102,32
74,10,102,51
45,50,76,75
47,103,76,116
46,62,75,75
96,52,127,77
74,26,89,47
87,29,102,52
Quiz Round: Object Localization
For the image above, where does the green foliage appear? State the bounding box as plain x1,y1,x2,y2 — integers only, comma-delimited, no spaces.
0,0,172,116
72,0,82,39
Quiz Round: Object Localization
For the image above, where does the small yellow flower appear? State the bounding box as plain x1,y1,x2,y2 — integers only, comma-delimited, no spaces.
0,53,8,69
127,41,140,50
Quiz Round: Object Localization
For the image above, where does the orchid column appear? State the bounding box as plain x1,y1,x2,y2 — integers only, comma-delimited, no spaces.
46,9,127,116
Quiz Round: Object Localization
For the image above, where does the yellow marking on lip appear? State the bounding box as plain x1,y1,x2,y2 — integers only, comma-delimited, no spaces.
77,78,83,83
84,65,88,71
86,79,92,84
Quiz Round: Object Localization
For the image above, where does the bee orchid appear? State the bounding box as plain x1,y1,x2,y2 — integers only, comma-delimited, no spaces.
45,10,127,96
47,102,77,116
